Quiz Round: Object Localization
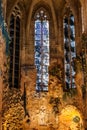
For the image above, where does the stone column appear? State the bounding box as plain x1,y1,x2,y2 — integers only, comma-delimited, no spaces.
81,1,87,128
0,30,6,130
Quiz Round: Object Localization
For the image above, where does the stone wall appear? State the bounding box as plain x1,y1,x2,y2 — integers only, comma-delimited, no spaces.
21,60,84,130
0,29,7,130
2,60,85,130
1,0,87,129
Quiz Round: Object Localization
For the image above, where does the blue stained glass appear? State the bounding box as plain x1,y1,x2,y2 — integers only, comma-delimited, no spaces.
71,41,75,47
43,58,49,65
70,26,75,36
35,29,41,34
43,66,48,72
37,68,41,73
43,75,49,82
35,21,41,29
35,41,41,46
64,25,69,38
35,44,41,49
43,40,49,46
43,68,46,73
64,14,76,89
43,35,49,40
35,53,40,59
70,19,74,26
43,29,49,35
42,46,49,53
35,34,41,40
70,15,74,22
35,59,41,65
34,10,49,91
64,17,68,24
42,21,49,29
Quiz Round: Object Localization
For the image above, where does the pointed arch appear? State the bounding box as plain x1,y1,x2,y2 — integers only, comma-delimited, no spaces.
63,7,76,90
26,0,58,46
9,6,21,88
34,7,50,91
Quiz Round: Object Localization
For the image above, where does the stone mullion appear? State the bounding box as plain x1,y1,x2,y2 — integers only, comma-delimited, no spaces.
49,21,56,61
0,30,5,130
27,20,35,65
41,21,44,89
12,16,16,87
68,16,72,89
18,18,21,88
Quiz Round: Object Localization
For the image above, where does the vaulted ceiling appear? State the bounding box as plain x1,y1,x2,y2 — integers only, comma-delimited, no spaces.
6,0,81,18
3,0,81,22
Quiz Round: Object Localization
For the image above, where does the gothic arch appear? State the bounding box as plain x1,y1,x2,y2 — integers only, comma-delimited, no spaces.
7,1,26,26
62,1,82,54
8,2,26,88
7,1,26,53
62,1,81,26
26,0,58,46
31,3,52,20
6,0,19,21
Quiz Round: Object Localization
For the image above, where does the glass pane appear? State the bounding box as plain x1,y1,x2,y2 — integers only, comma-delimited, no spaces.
35,41,41,46
43,35,49,40
35,11,49,91
35,29,41,34
9,15,15,88
43,21,49,30
35,21,41,29
42,46,49,53
64,14,76,89
35,34,41,40
43,40,49,46
70,14,74,23
64,25,68,38
43,29,49,35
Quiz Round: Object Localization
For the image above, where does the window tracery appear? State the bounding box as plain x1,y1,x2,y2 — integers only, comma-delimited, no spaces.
63,8,76,89
9,6,21,88
34,8,50,91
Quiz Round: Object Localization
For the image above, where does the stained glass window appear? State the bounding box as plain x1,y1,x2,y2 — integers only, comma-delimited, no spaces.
64,13,76,89
34,9,49,91
9,14,20,88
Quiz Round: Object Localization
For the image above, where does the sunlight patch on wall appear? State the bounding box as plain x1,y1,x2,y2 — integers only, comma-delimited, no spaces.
59,105,84,130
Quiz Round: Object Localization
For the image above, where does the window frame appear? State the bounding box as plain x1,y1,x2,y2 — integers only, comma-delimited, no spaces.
9,7,21,88
34,8,50,92
63,10,76,90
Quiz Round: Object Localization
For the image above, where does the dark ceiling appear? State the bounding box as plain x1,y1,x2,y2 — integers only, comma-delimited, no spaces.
6,0,81,17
